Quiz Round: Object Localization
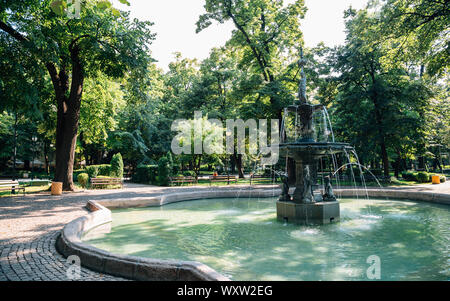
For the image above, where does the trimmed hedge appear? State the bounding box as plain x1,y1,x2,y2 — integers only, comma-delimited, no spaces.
401,171,432,183
86,164,111,178
416,171,430,183
73,169,86,182
77,173,89,188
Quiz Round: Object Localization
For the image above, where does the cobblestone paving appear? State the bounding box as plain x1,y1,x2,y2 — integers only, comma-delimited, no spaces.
0,230,124,281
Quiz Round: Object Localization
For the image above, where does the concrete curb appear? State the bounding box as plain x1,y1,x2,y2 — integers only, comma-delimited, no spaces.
57,200,229,281
334,189,450,205
58,187,449,281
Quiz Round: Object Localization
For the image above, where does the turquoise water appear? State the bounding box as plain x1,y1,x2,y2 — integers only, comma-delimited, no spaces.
82,197,450,280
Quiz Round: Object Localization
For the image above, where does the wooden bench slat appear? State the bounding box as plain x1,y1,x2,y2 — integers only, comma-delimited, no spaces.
250,175,276,185
0,181,26,196
209,175,238,185
169,176,198,186
90,178,123,189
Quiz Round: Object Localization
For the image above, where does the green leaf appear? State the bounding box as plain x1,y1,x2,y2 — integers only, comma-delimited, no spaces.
111,8,121,17
118,0,130,5
50,0,66,16
97,1,112,10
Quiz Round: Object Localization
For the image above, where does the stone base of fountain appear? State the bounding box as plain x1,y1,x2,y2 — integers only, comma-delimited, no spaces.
276,201,340,225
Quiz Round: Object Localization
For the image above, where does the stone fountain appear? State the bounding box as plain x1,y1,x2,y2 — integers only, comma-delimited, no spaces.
276,49,354,225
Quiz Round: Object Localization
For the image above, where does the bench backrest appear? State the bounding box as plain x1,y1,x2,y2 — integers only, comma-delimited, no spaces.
251,175,272,179
210,175,237,180
91,178,122,183
171,176,196,180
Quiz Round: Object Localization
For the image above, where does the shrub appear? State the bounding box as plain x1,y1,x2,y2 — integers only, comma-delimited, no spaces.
73,169,86,182
401,171,417,181
97,164,112,176
77,173,89,188
110,153,124,178
86,165,99,178
158,156,170,186
416,171,431,183
132,165,158,184
86,164,112,178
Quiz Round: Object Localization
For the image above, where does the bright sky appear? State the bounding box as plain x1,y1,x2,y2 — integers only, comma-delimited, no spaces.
113,0,368,71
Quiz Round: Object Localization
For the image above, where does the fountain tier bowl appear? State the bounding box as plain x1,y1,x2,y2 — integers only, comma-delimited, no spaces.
278,142,354,163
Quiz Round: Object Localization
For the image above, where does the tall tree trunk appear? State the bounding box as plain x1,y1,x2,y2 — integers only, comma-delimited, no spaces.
236,154,244,178
230,154,236,174
48,46,84,191
394,156,401,178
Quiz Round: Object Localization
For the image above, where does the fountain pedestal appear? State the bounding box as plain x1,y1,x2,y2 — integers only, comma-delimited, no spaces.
276,201,340,225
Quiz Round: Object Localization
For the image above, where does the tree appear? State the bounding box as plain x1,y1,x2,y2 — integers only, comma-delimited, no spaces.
374,0,450,77
197,0,306,121
328,8,435,177
0,0,154,190
79,73,124,165
107,130,149,170
110,153,124,178
171,116,224,179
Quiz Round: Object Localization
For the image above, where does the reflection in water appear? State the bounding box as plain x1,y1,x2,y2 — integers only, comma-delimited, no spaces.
83,198,450,281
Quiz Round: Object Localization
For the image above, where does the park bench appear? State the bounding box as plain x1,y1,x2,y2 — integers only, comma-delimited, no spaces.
90,177,123,189
209,175,238,185
0,180,26,196
250,174,276,185
169,176,198,186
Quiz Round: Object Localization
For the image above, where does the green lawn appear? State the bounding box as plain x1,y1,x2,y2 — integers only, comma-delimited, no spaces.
0,183,51,197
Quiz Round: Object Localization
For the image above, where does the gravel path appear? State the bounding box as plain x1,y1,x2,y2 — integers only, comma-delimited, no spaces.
0,181,448,281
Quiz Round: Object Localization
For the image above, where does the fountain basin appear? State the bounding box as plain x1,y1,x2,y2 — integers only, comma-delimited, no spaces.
79,195,449,281
57,188,450,281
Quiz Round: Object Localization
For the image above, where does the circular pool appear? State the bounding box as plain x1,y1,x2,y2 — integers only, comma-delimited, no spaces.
82,197,449,281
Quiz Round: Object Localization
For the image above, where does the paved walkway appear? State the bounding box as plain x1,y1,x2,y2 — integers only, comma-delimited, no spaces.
0,182,449,281
0,231,123,281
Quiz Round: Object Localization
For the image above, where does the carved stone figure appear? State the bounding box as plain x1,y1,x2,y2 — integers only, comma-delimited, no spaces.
278,173,291,202
322,176,337,202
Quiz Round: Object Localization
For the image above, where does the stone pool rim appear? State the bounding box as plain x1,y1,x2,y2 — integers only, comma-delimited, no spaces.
57,187,450,281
